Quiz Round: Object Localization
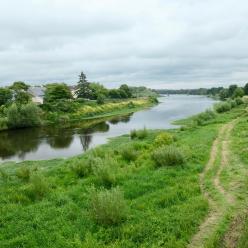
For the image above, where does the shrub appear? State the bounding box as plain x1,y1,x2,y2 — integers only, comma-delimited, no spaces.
89,187,128,225
96,94,105,105
130,129,137,139
24,174,49,201
152,146,185,167
16,167,31,182
0,169,10,182
71,161,92,178
93,158,117,187
194,109,216,126
214,102,231,113
235,97,243,105
7,103,41,128
120,146,139,161
229,99,237,108
154,132,173,147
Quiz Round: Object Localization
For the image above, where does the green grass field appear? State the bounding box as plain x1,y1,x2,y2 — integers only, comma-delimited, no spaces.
0,104,247,248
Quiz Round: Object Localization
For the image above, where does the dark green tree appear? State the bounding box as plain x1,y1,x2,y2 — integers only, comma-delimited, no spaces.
15,91,32,104
0,88,12,106
10,81,29,91
228,84,238,97
76,72,92,99
232,87,245,98
244,83,248,95
44,83,72,103
219,89,229,100
119,84,132,98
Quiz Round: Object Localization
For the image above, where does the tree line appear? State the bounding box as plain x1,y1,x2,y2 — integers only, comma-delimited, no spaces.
155,83,248,100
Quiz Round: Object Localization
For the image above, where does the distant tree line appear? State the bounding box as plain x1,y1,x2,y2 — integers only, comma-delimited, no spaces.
155,83,248,100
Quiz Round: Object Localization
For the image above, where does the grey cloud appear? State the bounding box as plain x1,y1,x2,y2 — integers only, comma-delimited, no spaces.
0,0,248,88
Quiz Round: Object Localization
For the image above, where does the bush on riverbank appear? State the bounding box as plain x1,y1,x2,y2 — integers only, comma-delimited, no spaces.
152,145,185,167
89,187,128,226
214,102,232,113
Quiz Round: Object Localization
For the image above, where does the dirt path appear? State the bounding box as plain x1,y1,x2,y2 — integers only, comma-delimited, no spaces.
188,120,236,248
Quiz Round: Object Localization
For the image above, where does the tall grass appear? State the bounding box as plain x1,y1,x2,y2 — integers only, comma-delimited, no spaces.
152,145,185,167
89,187,128,225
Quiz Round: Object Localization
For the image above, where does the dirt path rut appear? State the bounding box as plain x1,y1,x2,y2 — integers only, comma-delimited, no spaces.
188,120,236,248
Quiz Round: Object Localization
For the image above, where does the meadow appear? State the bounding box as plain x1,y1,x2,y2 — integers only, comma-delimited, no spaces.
0,102,247,248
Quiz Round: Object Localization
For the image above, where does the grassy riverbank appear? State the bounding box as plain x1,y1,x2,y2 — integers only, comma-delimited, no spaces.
0,103,247,247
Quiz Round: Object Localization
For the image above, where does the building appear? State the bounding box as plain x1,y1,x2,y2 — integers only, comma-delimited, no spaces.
28,86,45,104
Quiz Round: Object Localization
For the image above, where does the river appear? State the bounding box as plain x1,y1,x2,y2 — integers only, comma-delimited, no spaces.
0,95,216,162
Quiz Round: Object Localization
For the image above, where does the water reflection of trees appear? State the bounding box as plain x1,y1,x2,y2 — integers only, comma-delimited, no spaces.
108,114,132,124
45,127,74,149
0,128,41,159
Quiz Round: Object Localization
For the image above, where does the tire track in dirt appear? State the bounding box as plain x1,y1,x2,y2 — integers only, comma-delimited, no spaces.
188,120,236,248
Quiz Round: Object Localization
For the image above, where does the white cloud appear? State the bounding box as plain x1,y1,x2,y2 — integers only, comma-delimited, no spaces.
0,0,248,88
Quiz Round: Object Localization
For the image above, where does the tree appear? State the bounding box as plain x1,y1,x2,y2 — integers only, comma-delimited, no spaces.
119,84,132,98
76,72,92,99
15,91,31,104
6,103,41,128
109,89,121,99
44,83,72,103
228,84,238,97
244,83,248,95
10,81,29,91
232,87,245,98
0,88,12,106
219,89,229,101
89,83,108,100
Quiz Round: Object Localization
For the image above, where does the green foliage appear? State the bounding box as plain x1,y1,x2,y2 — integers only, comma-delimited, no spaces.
154,132,174,147
10,81,29,91
24,174,49,201
228,99,237,108
0,88,12,106
148,96,159,104
0,168,10,181
120,146,139,162
89,187,128,225
119,84,132,98
130,86,158,97
16,167,31,182
214,102,231,113
14,91,32,104
44,83,72,103
228,84,238,97
130,128,148,140
93,158,117,187
219,89,229,100
6,103,41,128
244,83,248,95
152,145,186,167
194,109,216,125
89,83,108,100
96,94,105,104
232,87,245,98
76,72,92,99
71,160,92,178
235,97,243,105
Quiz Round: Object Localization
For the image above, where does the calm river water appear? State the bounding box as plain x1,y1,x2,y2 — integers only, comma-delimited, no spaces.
0,95,216,162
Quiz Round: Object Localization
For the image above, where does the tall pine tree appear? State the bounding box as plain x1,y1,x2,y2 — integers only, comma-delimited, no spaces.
76,72,92,99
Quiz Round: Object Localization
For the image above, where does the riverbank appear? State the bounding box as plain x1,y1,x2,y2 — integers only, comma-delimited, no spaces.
0,103,247,247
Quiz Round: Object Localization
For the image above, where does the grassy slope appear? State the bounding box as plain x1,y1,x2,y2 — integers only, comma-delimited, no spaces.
0,105,247,248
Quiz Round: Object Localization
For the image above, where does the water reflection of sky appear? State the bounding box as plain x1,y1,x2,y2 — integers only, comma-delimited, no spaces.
0,95,216,162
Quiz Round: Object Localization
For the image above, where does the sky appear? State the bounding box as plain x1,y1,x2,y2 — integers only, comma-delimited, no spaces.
0,0,248,89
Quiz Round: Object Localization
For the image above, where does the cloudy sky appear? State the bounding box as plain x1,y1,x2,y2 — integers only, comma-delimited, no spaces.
1,0,248,88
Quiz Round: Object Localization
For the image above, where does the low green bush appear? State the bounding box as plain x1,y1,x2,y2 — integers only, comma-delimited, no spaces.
152,145,185,167
0,169,10,182
89,187,128,225
154,132,174,147
214,102,231,113
194,109,216,126
120,146,139,162
93,158,117,187
16,167,31,182
130,128,148,140
229,99,237,108
24,174,49,201
235,97,243,105
71,160,92,178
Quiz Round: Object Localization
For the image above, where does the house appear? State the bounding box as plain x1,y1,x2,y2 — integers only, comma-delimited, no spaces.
28,86,45,104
